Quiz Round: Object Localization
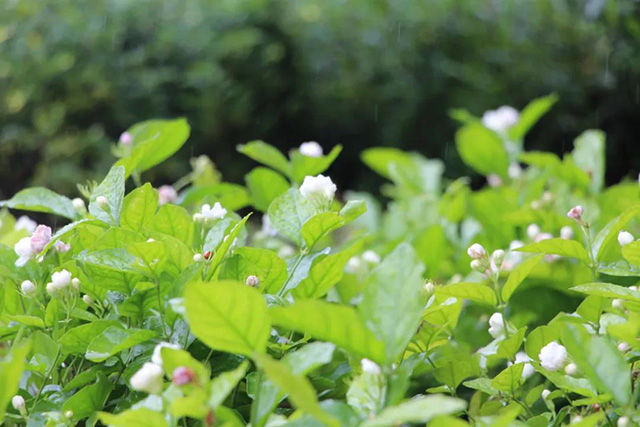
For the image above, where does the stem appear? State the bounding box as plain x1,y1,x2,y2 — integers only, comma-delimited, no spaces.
31,348,60,412
581,224,597,280
278,251,306,297
155,281,167,340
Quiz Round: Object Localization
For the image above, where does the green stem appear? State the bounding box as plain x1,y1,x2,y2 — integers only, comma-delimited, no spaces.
278,251,306,297
31,348,60,412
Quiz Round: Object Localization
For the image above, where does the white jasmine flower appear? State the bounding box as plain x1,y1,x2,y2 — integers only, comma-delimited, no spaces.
51,270,72,290
612,299,625,310
527,224,541,240
71,278,81,290
82,294,94,305
508,163,522,179
299,174,337,202
361,358,381,375
470,259,484,271
565,363,578,376
515,351,534,379
491,249,505,266
96,196,109,210
488,312,505,338
200,202,227,221
21,280,36,295
11,395,25,412
424,282,436,295
618,342,631,352
130,362,164,395
14,216,37,234
481,106,519,134
152,342,180,366
158,185,178,205
467,243,486,260
193,253,203,262
618,230,634,246
345,256,362,273
541,389,551,400
560,226,574,240
64,411,73,419
362,250,381,264
618,416,630,427
539,341,567,371
46,282,58,297
299,141,323,157
14,237,35,267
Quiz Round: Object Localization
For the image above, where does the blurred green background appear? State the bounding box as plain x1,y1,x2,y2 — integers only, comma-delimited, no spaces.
1,0,639,199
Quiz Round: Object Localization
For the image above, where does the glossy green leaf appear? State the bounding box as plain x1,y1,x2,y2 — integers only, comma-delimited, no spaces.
490,363,525,393
436,282,497,306
509,93,558,140
98,408,168,427
359,243,426,364
209,362,249,409
572,129,605,193
456,123,509,177
496,327,527,360
502,254,544,302
570,282,640,301
362,395,466,427
0,342,30,423
220,247,287,294
0,187,77,219
85,327,156,362
268,189,316,246
151,204,194,246
516,238,590,264
89,165,126,226
592,205,640,261
270,300,386,364
121,183,158,231
245,167,289,212
290,145,342,183
184,280,270,357
237,140,291,177
59,320,121,354
61,374,113,422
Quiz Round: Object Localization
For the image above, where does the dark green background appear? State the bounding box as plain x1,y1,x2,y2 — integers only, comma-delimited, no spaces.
1,0,639,199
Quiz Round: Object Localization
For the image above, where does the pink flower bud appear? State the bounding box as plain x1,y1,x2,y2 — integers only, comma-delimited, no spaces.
158,185,178,205
30,225,52,253
54,240,71,253
567,205,583,222
119,131,133,146
172,366,195,385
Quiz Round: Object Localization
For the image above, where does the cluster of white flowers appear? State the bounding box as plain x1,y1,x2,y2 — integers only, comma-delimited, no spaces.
193,202,227,224
481,106,519,134
45,269,81,298
130,342,181,394
538,341,567,371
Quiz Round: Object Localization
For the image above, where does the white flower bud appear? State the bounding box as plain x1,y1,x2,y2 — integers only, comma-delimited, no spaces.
362,250,381,264
71,277,81,290
488,312,505,338
11,395,25,412
618,230,634,246
491,249,505,266
567,205,584,222
541,389,551,400
14,237,35,267
119,131,133,146
14,216,37,233
487,174,502,187
30,225,52,253
565,363,578,376
424,282,435,295
470,259,484,271
618,416,630,427
345,256,362,273
46,282,58,296
245,275,260,288
481,106,519,134
539,341,567,371
193,253,203,262
157,185,178,205
82,294,94,305
560,226,574,240
572,415,583,424
618,342,630,352
54,240,71,253
361,358,381,375
21,280,36,295
508,163,522,179
299,174,337,203
527,224,541,240
152,342,180,367
65,410,73,419
612,299,625,309
51,270,72,290
299,141,323,157
96,196,109,211
130,362,164,395
535,232,553,243
467,243,486,260
72,198,86,213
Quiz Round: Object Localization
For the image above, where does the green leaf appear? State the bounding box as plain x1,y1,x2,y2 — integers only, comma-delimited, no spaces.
436,282,497,306
463,378,499,396
0,187,77,219
576,295,607,324
290,145,342,183
268,189,316,246
220,247,287,294
237,140,291,177
491,364,525,393
621,240,640,268
362,395,467,427
0,342,30,423
151,204,194,246
270,300,386,364
209,362,249,409
98,408,168,427
61,374,113,422
85,327,156,362
184,280,270,357
301,201,366,249
455,123,509,177
361,147,416,180
496,327,527,360
245,167,289,212
89,166,126,226
502,254,544,302
525,324,562,361
208,214,251,278
121,183,158,231
516,238,590,264
570,282,640,301
572,130,605,193
562,324,631,406
255,353,338,427
592,205,640,261
160,348,209,381
509,93,558,140
359,243,426,364
292,241,362,299
535,364,597,397
115,118,190,175
59,320,121,354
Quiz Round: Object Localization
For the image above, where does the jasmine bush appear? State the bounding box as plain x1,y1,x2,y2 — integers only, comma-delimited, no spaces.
0,95,639,426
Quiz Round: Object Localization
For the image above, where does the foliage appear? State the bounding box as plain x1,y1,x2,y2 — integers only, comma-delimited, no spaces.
0,97,640,426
